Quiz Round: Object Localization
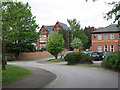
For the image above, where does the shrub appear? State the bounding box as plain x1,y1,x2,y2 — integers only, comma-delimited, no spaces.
101,52,120,72
41,47,46,51
35,49,43,52
64,52,92,65
7,56,15,61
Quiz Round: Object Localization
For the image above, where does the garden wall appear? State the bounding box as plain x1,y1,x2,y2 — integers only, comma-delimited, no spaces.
5,50,68,60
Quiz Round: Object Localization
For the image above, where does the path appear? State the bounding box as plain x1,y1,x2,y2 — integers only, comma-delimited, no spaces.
5,56,118,88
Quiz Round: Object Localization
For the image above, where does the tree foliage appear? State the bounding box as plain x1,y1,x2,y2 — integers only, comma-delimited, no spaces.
2,2,39,60
71,37,82,51
67,18,88,48
46,30,64,59
104,1,120,26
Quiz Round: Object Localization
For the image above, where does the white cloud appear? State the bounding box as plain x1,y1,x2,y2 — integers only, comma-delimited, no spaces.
17,0,119,31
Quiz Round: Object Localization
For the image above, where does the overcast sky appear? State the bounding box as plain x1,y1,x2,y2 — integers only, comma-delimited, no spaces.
17,0,119,31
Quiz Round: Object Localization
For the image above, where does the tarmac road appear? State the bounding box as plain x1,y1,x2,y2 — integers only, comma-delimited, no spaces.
7,56,118,88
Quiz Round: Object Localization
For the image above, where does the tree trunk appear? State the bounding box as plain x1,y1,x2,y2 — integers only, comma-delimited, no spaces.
55,55,57,59
2,40,6,70
15,51,20,60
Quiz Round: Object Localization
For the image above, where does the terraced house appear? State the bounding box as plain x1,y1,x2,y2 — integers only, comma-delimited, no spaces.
91,24,120,52
36,21,68,50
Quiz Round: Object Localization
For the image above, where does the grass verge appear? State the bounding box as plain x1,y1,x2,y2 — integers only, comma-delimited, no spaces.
2,65,32,85
47,59,65,62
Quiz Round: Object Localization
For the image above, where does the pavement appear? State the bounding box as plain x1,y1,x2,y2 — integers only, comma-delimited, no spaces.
2,56,118,89
3,65,56,89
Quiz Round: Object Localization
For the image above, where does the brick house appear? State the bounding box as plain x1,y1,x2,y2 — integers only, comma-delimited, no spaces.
36,21,68,50
91,24,120,52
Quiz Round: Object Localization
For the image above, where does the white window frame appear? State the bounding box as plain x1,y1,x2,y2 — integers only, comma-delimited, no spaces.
104,34,108,40
119,34,120,39
110,34,114,39
104,45,108,51
40,35,47,42
98,45,102,52
110,45,114,52
98,34,102,40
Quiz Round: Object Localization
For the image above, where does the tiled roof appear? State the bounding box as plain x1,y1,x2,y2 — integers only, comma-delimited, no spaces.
58,22,69,30
91,24,120,34
44,25,54,34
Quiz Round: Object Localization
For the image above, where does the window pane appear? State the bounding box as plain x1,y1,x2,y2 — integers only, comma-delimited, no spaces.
98,45,102,52
110,34,114,39
119,34,120,39
104,45,108,51
98,34,102,40
104,34,108,40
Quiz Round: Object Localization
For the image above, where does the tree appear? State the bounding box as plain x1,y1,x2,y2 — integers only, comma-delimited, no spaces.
86,0,120,26
71,37,82,52
46,30,64,59
59,28,69,49
104,1,120,26
2,2,39,61
67,18,88,49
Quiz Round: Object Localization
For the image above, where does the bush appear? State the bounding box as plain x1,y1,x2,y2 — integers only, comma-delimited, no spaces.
41,47,46,51
101,52,120,72
64,52,92,65
7,56,15,61
35,49,43,52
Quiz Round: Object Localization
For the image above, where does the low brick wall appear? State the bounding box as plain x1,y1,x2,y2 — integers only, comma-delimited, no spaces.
6,50,68,60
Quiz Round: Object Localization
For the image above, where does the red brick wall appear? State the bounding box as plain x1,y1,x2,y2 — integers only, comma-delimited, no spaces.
36,26,48,50
6,50,68,60
91,33,120,52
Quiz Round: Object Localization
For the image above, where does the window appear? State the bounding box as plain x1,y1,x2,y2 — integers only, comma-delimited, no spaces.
104,45,108,51
40,35,47,41
98,34,102,40
98,45,102,52
110,45,114,52
110,34,114,39
42,29,45,31
119,34,120,39
57,28,59,30
104,34,108,40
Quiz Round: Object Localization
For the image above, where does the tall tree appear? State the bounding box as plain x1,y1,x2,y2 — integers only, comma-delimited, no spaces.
46,30,64,59
67,18,88,49
2,2,39,69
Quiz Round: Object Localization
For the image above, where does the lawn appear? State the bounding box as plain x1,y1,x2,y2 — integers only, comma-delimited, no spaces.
47,59,65,62
2,65,32,85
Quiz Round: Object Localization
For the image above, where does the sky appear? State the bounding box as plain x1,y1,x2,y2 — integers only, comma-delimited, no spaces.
17,0,119,31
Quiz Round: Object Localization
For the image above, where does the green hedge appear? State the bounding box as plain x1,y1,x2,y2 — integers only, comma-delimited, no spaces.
7,56,15,61
101,52,120,72
64,52,93,65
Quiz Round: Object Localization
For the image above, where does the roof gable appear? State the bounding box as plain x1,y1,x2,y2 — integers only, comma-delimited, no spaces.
44,25,54,34
58,22,69,30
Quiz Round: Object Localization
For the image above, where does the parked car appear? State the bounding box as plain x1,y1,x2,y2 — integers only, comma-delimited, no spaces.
87,52,93,56
91,52,101,61
83,51,93,56
63,51,74,58
102,51,112,59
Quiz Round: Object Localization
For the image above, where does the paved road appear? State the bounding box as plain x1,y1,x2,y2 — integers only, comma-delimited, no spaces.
7,57,118,88
3,66,56,88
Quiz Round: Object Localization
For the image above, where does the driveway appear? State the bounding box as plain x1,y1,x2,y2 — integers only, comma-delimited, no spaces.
7,56,118,88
